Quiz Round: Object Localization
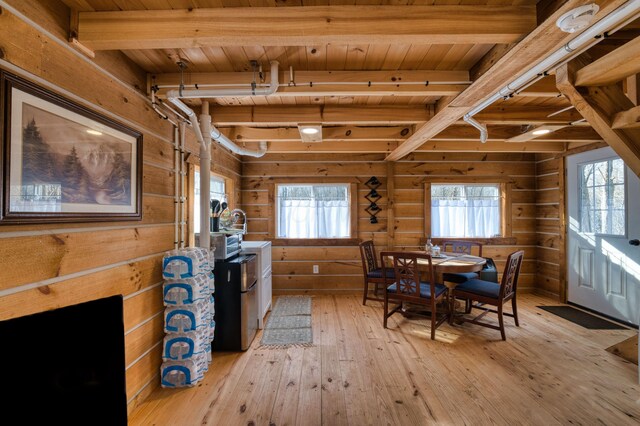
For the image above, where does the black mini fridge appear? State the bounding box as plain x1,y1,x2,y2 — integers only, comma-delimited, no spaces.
212,254,258,351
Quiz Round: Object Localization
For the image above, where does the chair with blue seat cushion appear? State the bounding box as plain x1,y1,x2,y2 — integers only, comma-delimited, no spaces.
359,240,395,305
452,250,524,340
441,240,483,284
380,251,449,340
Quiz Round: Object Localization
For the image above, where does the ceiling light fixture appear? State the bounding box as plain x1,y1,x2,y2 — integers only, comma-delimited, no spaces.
507,125,566,143
86,129,102,136
556,4,600,33
298,124,322,143
532,129,552,136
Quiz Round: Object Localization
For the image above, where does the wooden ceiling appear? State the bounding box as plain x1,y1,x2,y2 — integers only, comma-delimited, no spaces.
61,0,640,159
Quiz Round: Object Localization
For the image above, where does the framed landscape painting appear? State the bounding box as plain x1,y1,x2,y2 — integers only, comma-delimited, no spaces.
0,72,142,224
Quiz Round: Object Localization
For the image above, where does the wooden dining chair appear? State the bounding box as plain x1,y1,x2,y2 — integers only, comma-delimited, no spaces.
380,251,449,340
359,240,395,305
441,240,483,284
452,250,524,340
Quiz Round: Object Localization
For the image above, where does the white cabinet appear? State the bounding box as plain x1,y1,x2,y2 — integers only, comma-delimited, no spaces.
241,241,272,329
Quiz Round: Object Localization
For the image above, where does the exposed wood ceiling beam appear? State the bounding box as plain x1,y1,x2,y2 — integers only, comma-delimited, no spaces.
239,140,566,153
222,124,600,143
222,126,413,142
208,105,584,126
612,105,640,129
557,60,640,177
435,124,601,142
518,76,561,97
575,36,640,86
152,70,558,99
210,105,434,126
385,0,627,161
152,70,470,98
76,5,536,50
469,105,585,125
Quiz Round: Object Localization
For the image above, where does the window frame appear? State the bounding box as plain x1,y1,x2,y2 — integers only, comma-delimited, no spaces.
268,178,359,246
577,156,627,237
423,178,514,245
187,164,235,246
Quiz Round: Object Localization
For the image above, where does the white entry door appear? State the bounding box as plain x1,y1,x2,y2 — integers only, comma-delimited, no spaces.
567,147,640,326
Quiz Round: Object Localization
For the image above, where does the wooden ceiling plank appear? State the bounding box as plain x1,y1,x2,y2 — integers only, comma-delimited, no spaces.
76,5,537,50
200,46,235,72
557,60,640,177
345,45,369,71
575,36,640,86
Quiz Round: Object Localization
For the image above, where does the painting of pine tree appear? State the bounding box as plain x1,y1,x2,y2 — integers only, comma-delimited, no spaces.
22,118,58,185
13,104,135,209
3,74,141,222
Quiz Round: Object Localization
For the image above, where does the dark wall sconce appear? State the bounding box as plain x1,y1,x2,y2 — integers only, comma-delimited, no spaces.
364,176,382,224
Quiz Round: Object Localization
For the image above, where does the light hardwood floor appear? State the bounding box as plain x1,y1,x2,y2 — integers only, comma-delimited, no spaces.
129,293,639,425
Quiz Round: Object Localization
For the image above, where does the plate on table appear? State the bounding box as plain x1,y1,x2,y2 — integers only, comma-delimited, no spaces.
431,254,447,259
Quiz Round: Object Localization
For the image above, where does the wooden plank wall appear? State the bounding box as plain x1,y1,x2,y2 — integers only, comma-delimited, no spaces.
0,1,241,415
535,153,564,298
242,152,538,292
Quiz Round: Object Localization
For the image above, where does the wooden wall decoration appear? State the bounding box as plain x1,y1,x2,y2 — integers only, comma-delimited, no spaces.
0,72,143,224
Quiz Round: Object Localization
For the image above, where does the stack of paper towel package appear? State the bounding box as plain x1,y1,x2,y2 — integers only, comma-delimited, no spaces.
160,247,216,387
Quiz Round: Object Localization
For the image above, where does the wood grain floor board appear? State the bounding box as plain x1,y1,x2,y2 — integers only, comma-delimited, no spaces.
129,293,639,426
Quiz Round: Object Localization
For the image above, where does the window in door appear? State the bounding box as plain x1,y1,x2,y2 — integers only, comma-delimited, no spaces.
193,171,226,234
276,184,351,238
430,184,501,238
578,158,625,235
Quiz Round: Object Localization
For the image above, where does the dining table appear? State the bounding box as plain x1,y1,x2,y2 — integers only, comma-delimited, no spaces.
385,251,486,323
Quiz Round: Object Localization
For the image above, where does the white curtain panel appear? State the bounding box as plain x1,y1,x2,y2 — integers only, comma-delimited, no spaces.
432,199,499,237
279,199,349,238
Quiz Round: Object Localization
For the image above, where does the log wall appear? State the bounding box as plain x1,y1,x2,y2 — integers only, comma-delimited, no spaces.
535,153,565,298
242,152,539,292
0,1,241,415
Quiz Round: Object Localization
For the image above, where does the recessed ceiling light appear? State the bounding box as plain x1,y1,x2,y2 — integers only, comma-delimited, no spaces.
532,129,552,136
301,127,319,135
87,129,102,136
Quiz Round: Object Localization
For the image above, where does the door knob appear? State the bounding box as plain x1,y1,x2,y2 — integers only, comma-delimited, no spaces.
630,239,640,246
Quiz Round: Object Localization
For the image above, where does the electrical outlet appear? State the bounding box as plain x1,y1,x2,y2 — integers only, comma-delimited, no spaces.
313,265,319,274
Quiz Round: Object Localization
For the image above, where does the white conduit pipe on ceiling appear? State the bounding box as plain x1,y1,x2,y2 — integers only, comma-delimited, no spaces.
171,61,280,98
165,61,278,158
464,0,640,143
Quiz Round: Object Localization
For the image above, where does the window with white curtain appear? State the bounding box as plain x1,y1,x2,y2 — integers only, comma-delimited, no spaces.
431,184,501,238
277,184,350,238
193,171,226,234
578,158,625,235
